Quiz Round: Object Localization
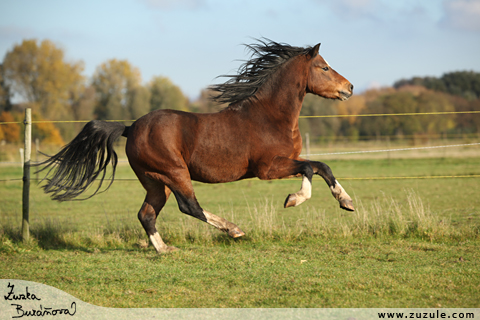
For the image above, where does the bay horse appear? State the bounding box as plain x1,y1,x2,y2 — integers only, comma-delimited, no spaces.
38,39,355,253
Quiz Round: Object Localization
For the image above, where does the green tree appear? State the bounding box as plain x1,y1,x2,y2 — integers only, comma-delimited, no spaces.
2,39,85,120
442,71,480,100
358,96,393,139
451,95,480,134
0,64,13,113
468,99,480,133
357,91,419,139
191,88,226,113
300,94,340,143
92,59,145,120
149,76,189,111
383,91,421,136
394,71,480,100
416,91,455,135
71,86,96,122
130,85,151,119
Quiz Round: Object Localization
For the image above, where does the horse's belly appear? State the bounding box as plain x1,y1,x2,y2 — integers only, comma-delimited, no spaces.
188,155,250,183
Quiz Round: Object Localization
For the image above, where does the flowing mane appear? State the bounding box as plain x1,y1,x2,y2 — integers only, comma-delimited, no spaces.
209,39,313,105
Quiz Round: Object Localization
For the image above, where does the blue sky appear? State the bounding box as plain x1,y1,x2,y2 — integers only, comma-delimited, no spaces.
1,0,480,99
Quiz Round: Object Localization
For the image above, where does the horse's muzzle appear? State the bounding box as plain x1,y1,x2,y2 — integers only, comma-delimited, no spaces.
339,83,354,101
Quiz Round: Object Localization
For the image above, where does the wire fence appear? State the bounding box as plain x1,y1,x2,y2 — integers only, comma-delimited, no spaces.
1,142,479,182
1,109,479,183
302,142,480,157
2,107,479,241
2,109,480,125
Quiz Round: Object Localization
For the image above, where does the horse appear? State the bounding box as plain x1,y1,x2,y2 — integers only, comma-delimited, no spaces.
38,39,355,254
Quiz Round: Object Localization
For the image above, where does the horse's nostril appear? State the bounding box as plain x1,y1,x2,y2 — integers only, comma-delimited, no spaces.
349,84,354,92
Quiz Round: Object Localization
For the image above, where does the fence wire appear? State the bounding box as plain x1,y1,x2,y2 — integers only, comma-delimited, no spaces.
2,110,480,125
1,110,479,182
301,142,480,157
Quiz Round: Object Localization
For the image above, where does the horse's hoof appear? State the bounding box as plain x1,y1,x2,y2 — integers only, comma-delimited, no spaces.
228,227,245,238
284,194,296,208
158,246,179,254
340,199,355,211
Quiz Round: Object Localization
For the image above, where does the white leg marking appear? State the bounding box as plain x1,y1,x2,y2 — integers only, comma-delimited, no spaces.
330,180,351,201
330,179,354,210
203,210,228,231
203,210,245,238
330,179,341,198
293,175,312,207
149,232,168,253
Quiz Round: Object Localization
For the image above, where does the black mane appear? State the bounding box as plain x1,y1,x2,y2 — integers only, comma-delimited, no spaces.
209,39,312,105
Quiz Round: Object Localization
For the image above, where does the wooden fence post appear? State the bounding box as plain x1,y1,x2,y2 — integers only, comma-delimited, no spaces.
22,108,31,242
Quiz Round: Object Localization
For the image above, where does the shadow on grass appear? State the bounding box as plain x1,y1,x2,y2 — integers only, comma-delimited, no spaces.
31,219,81,250
0,218,148,253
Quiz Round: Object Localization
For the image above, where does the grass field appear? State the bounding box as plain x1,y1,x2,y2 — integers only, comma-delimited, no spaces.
0,153,479,308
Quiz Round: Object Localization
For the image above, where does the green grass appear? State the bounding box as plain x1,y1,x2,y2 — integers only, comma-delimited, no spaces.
1,239,479,308
0,157,479,307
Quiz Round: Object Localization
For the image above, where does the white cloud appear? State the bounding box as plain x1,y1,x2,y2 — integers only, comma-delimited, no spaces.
441,0,480,33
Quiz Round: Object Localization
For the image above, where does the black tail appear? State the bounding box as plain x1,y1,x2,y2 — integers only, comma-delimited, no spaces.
36,120,129,201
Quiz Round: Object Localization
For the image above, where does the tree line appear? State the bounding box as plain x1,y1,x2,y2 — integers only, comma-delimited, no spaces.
0,39,217,144
1,39,479,145
394,71,480,100
299,72,480,143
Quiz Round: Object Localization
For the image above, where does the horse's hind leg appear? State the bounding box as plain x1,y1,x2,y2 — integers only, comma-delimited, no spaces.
202,210,245,238
168,173,245,238
137,182,178,253
174,190,245,238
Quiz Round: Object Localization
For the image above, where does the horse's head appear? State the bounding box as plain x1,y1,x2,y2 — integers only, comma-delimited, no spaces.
305,44,353,101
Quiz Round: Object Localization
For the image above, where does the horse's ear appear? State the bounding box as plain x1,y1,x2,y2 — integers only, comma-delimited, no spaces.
307,43,321,59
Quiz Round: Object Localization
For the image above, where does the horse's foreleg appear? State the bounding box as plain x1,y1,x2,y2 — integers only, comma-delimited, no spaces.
255,157,314,208
307,160,354,211
330,179,354,211
284,174,312,208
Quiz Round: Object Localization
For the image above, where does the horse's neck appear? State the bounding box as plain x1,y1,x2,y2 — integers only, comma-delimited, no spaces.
252,57,307,127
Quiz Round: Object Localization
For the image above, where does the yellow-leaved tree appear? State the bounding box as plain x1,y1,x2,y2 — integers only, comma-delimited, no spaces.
2,39,85,121
2,39,87,141
0,112,20,143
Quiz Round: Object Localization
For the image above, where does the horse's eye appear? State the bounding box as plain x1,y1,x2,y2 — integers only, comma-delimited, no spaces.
322,67,329,71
